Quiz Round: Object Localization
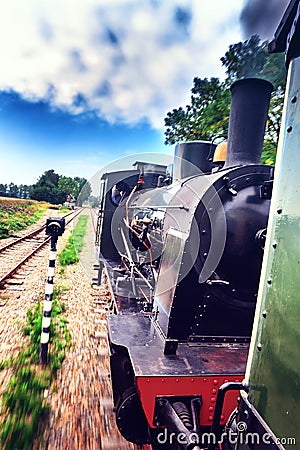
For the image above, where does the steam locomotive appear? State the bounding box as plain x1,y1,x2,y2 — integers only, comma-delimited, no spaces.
95,75,273,448
94,1,300,448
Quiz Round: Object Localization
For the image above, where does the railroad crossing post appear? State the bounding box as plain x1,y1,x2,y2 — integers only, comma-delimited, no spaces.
40,217,65,365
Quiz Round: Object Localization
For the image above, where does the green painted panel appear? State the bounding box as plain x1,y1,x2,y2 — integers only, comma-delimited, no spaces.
247,57,300,446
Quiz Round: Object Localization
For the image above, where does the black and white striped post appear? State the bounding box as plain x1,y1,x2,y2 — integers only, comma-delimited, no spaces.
40,217,65,365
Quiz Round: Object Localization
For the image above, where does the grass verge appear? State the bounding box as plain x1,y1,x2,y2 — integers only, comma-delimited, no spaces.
59,214,88,267
0,200,49,239
58,207,71,214
0,287,71,450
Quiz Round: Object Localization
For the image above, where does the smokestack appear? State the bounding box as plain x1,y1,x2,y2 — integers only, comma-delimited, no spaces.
173,141,216,180
224,78,273,168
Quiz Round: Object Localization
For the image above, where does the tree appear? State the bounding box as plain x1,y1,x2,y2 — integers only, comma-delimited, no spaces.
221,35,286,89
73,177,88,199
77,181,92,206
0,183,30,198
0,183,8,197
57,177,78,204
8,183,19,198
164,78,230,145
164,35,287,165
29,170,61,203
19,185,30,199
88,195,100,208
29,170,90,204
38,169,60,188
221,35,268,81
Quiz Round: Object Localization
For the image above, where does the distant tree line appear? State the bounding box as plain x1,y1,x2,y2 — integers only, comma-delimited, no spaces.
164,35,287,165
0,169,93,206
0,183,30,199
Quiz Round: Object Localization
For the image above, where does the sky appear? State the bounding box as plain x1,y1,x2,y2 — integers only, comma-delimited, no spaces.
0,0,290,187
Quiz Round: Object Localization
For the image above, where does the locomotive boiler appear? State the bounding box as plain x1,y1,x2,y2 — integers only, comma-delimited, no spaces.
95,76,274,448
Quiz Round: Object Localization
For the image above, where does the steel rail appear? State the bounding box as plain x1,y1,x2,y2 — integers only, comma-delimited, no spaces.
0,209,76,254
89,207,99,235
0,235,52,287
0,225,47,253
0,208,83,288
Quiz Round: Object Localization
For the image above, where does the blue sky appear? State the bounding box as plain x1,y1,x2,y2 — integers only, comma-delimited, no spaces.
0,90,167,184
0,0,289,186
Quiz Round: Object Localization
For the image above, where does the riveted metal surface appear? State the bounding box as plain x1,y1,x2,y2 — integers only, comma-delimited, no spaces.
245,57,300,445
153,164,272,342
108,311,248,376
153,170,229,337
98,170,140,260
137,374,243,428
236,393,286,449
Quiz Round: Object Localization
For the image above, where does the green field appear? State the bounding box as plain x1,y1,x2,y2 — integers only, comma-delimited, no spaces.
0,197,49,238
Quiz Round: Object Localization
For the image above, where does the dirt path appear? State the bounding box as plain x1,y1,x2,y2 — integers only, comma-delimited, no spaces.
39,212,137,450
0,209,137,449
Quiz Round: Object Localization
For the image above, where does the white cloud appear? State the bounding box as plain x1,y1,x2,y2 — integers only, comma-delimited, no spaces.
0,0,244,129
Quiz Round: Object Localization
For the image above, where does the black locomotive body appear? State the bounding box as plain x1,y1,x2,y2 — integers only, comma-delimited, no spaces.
95,77,274,449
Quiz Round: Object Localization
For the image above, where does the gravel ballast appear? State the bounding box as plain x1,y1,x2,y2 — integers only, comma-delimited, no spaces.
0,210,137,450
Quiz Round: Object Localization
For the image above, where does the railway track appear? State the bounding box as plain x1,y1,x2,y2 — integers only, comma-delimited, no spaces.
89,206,99,235
0,209,150,449
0,208,82,290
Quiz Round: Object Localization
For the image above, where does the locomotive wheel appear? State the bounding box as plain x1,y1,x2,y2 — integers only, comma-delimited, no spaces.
115,386,152,445
110,345,135,405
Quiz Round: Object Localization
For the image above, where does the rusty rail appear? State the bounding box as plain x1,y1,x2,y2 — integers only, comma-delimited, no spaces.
0,209,77,254
0,208,83,288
